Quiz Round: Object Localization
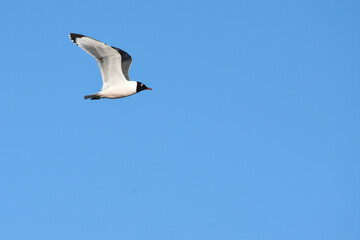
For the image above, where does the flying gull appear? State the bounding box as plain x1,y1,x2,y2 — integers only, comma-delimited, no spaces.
69,33,152,100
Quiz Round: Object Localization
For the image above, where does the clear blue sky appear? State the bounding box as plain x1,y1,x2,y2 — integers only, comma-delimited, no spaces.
0,0,359,239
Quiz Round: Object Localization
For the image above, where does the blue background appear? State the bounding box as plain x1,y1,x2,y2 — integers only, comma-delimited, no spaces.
0,0,359,239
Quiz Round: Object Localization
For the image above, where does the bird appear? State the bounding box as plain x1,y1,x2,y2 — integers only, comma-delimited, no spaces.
69,33,152,100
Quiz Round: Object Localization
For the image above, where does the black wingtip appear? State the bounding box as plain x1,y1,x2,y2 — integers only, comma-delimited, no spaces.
69,33,85,45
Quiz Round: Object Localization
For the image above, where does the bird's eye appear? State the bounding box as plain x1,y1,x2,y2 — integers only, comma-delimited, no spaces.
141,84,144,87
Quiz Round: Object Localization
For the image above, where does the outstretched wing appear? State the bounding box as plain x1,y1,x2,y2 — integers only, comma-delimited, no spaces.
69,33,130,90
111,46,132,81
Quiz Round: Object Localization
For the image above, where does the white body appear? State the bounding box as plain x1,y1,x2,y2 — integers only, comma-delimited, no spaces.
99,81,137,99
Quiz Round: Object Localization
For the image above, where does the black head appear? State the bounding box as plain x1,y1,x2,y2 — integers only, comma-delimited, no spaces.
136,82,152,93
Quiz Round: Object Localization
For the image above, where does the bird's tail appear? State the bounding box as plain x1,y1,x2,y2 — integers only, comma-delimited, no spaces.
84,93,101,100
